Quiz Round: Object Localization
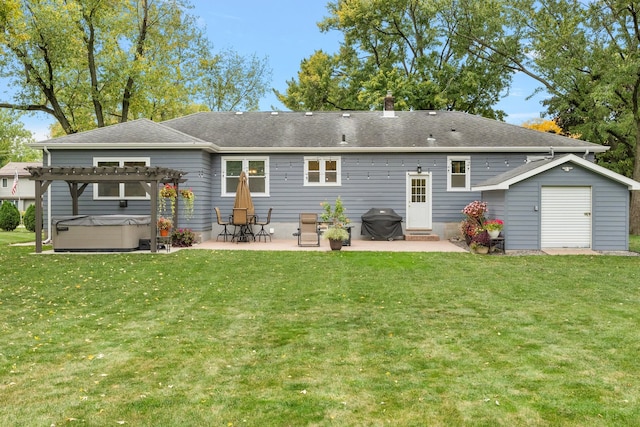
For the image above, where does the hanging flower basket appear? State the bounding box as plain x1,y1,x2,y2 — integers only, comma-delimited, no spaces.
159,184,177,217
180,188,195,219
160,184,177,199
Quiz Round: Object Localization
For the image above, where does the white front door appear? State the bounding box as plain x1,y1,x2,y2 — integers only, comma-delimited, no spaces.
406,172,432,229
541,186,592,248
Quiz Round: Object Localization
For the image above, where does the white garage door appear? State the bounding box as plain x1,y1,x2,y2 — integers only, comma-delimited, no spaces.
541,186,592,248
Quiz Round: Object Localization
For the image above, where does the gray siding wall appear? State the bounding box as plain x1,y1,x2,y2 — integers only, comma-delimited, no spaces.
504,163,629,250
44,149,212,235
45,148,626,247
210,152,527,237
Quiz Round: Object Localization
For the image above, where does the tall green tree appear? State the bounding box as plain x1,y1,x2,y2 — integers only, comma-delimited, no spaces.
278,50,354,111
0,0,271,134
453,0,640,233
0,110,38,167
277,0,510,118
0,0,210,133
200,48,272,112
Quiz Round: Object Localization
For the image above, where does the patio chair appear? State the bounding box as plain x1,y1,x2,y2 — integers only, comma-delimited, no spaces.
215,207,232,242
255,207,273,242
297,213,320,246
232,207,254,242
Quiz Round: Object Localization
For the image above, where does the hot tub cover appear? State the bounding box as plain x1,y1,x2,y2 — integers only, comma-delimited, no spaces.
361,208,403,240
53,215,151,227
52,215,152,252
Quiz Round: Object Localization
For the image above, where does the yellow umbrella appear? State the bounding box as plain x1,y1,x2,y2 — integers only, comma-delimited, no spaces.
234,170,254,216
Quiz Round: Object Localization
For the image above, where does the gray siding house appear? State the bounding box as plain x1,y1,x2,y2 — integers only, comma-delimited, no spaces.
30,108,640,250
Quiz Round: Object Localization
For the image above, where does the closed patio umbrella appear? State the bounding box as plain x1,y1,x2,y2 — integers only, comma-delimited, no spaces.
234,170,254,216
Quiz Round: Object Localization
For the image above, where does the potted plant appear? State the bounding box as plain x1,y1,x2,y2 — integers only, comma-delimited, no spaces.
483,219,504,238
157,216,173,236
323,226,350,250
469,241,489,254
469,226,490,254
460,200,488,245
320,196,351,250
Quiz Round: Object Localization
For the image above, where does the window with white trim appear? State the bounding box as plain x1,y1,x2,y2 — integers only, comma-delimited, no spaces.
222,157,269,196
304,156,341,186
93,157,150,199
447,156,470,191
1,178,7,188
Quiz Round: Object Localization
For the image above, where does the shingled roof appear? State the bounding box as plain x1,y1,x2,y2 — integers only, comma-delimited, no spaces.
31,118,209,150
473,154,640,191
32,111,607,154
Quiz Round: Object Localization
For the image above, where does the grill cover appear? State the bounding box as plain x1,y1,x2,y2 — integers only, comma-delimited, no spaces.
361,208,403,240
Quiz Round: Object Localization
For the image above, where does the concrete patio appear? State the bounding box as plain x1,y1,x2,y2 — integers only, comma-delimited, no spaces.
187,237,469,252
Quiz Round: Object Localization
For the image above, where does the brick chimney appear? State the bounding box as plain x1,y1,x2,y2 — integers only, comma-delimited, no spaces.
383,91,395,117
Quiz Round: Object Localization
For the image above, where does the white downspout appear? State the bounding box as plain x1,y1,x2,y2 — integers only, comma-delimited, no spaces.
43,145,52,243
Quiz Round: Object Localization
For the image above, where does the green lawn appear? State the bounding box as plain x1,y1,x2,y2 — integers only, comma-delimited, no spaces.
1,233,640,426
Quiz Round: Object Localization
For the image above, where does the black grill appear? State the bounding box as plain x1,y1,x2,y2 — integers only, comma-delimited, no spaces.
360,208,404,241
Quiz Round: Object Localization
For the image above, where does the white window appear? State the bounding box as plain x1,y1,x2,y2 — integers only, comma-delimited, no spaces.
93,157,150,199
447,156,470,191
304,156,341,186
1,178,7,188
222,157,269,196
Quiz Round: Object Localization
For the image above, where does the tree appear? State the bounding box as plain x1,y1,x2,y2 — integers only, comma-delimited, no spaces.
277,0,510,118
277,50,356,111
200,48,272,112
23,203,36,232
0,0,212,133
0,200,21,231
522,118,563,135
0,109,38,167
452,0,640,233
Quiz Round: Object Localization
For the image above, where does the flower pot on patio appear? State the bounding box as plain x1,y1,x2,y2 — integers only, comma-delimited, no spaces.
329,238,343,251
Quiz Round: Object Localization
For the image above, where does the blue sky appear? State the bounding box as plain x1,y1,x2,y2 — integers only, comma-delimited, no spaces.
19,0,547,140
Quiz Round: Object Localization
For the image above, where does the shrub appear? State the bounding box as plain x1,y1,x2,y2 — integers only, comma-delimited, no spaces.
0,201,21,231
172,228,196,247
460,200,489,245
23,204,36,232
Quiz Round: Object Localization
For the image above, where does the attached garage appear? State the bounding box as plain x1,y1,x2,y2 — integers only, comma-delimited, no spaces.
474,154,640,251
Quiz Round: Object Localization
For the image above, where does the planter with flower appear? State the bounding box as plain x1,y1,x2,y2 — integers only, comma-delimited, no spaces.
157,216,173,237
483,219,504,238
159,184,178,217
180,188,195,219
469,229,490,254
320,196,351,250
172,228,196,247
460,200,491,253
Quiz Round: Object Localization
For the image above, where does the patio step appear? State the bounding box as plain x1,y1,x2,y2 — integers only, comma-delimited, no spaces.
404,232,440,241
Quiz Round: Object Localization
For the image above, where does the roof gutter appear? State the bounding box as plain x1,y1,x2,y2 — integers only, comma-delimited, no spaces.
29,142,220,153
213,145,610,154
42,145,52,244
29,142,609,155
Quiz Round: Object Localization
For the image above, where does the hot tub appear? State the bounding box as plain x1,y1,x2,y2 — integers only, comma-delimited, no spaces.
52,215,151,252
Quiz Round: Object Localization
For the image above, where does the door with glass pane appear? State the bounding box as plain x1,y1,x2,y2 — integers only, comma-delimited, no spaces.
406,172,432,229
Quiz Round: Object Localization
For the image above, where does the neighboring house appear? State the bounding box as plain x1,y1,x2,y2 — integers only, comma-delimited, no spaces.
0,161,41,212
29,102,640,251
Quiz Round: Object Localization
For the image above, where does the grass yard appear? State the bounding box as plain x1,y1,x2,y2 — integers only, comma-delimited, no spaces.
1,233,639,426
